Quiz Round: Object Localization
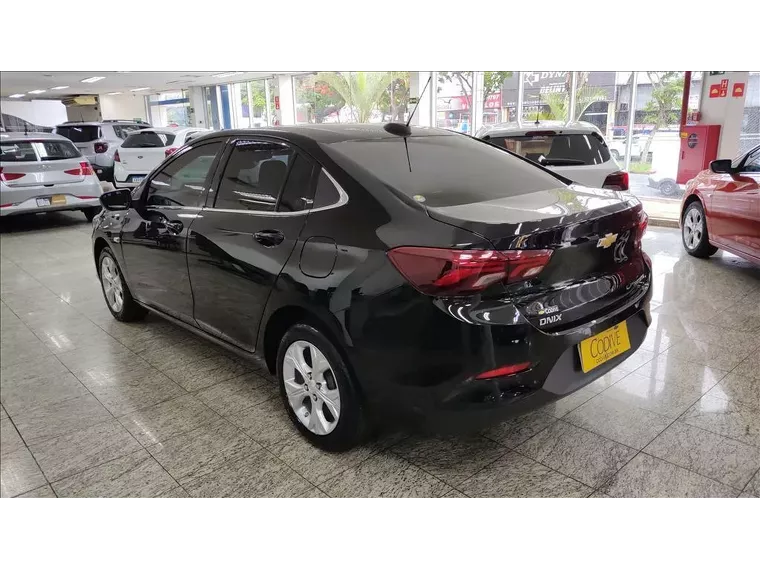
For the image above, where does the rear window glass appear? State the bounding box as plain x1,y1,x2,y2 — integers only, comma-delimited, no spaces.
487,133,611,166
322,134,564,208
122,132,176,148
113,124,148,139
1,140,81,162
56,125,101,143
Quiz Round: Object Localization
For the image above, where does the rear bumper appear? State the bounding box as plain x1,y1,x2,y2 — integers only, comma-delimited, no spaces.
350,270,653,434
0,195,101,216
0,179,102,216
113,163,147,188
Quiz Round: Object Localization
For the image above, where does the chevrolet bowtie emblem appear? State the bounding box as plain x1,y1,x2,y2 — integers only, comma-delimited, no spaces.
597,233,618,249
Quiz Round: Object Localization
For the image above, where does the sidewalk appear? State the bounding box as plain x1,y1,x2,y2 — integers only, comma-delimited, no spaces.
639,196,681,228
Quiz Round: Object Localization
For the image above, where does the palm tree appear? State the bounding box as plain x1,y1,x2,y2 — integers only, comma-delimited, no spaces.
316,72,398,123
537,85,607,122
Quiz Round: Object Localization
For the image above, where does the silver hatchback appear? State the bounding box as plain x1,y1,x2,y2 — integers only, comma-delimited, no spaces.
1,132,103,220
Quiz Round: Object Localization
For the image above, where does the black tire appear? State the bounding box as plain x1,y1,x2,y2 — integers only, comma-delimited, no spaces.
659,180,679,197
682,201,718,258
276,323,367,452
97,247,147,322
83,207,101,222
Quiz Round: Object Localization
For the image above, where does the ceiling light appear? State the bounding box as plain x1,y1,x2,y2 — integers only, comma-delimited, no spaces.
212,72,243,78
9,93,25,98
81,76,106,83
28,89,47,94
130,87,150,92
51,86,69,90
106,92,122,95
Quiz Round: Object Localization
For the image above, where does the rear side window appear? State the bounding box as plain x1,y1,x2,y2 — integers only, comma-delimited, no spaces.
1,141,80,162
112,124,147,139
56,125,101,143
487,133,611,166
122,131,176,148
278,154,314,212
312,170,343,209
323,134,564,208
214,140,292,212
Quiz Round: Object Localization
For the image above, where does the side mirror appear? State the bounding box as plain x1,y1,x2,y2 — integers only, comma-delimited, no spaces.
710,159,734,174
100,188,132,211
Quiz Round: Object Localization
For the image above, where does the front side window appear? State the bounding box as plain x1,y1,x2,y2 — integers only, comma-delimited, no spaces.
742,149,760,173
146,142,222,207
214,140,292,212
488,133,611,166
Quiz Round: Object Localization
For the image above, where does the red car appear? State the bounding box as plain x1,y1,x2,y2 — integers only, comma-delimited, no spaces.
680,143,760,264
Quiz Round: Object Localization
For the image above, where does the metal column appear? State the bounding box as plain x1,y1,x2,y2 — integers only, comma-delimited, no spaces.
624,72,638,171
516,71,524,127
567,72,578,124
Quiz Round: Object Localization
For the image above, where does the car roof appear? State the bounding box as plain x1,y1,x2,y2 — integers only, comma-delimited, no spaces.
135,127,201,135
56,121,142,127
0,131,71,142
190,124,456,146
480,120,604,137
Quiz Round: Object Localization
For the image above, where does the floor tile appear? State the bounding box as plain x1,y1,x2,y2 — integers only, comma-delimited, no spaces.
320,452,451,498
118,394,220,447
1,418,26,456
600,453,738,498
1,447,47,498
194,373,278,417
139,338,226,372
157,486,190,498
11,393,112,446
147,418,260,485
29,419,141,482
481,411,558,449
708,372,760,410
163,353,251,392
744,470,759,497
183,448,311,498
681,395,760,448
296,486,329,498
733,350,760,380
517,420,637,488
443,489,468,498
616,347,656,372
565,392,673,449
228,397,295,448
644,422,760,490
458,451,591,498
542,383,604,419
390,435,507,487
17,484,56,498
52,450,179,498
662,337,754,371
268,434,381,486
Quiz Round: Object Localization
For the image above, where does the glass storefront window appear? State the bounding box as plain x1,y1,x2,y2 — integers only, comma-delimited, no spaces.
436,72,475,133
740,72,760,154
294,72,403,124
148,90,191,127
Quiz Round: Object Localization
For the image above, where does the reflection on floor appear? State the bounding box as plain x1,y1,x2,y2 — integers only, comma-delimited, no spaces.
1,212,759,498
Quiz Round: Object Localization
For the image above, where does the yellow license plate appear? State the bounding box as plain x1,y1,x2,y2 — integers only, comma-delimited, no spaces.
578,321,631,373
51,194,67,205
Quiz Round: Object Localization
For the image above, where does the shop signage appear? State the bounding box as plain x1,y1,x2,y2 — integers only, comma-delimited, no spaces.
708,84,723,98
732,83,745,97
709,72,725,76
719,79,729,97
274,96,280,110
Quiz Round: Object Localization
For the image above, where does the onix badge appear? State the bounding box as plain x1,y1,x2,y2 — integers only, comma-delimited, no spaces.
597,233,618,249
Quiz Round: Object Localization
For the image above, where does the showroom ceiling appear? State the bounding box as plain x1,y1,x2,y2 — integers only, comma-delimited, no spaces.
0,72,299,99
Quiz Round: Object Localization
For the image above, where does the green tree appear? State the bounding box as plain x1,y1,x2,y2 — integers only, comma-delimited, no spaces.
294,77,344,123
316,72,398,123
438,72,513,114
527,73,606,122
639,71,684,162
377,72,410,122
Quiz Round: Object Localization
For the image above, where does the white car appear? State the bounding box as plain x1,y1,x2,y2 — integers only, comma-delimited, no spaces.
1,132,102,220
114,127,207,188
476,120,629,191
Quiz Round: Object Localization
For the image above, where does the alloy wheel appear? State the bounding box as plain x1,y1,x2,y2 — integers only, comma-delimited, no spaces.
101,256,124,312
683,208,704,251
282,340,341,435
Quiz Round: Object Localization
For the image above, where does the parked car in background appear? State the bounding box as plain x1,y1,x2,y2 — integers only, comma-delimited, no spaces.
54,121,149,182
680,143,760,264
648,167,684,197
1,132,102,220
93,124,651,451
113,127,208,188
476,121,629,191
607,135,645,163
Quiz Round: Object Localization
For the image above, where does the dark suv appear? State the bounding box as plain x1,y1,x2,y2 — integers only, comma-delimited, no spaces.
93,125,652,451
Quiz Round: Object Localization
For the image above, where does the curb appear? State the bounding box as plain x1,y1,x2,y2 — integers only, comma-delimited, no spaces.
648,217,680,229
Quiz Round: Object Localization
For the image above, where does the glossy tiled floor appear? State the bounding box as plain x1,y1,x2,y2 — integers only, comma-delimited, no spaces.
1,212,759,498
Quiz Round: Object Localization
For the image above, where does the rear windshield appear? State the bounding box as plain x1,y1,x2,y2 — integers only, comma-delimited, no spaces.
122,131,176,148
487,133,611,166
56,125,101,143
322,134,565,208
112,124,148,139
1,140,81,162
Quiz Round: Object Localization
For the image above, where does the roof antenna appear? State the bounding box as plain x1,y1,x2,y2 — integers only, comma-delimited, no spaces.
383,74,432,137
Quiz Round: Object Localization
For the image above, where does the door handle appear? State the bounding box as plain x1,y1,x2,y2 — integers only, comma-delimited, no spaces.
166,220,184,234
254,229,285,247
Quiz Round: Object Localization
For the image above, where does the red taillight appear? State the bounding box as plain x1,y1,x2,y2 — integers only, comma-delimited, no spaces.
475,362,532,380
387,247,553,296
165,147,178,157
0,167,26,182
64,162,95,176
638,210,648,237
603,171,629,191
94,142,109,154
1,203,13,208
114,150,120,162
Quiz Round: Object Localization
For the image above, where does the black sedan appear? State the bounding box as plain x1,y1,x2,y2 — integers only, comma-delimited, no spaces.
93,124,652,451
